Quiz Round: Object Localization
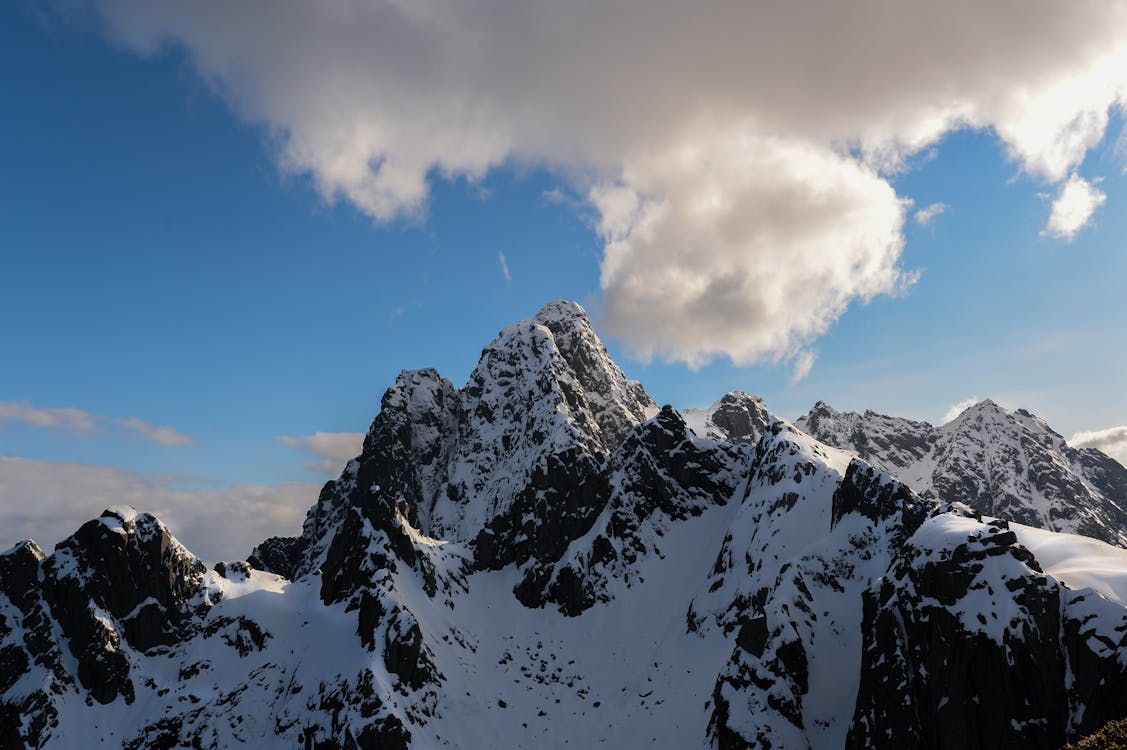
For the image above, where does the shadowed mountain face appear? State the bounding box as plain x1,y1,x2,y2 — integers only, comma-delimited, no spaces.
3,301,1127,749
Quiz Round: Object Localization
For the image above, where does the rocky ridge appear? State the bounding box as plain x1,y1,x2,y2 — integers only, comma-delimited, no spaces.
2,301,1127,749
796,399,1127,546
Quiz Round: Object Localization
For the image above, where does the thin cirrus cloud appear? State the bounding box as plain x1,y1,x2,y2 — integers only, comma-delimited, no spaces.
0,456,317,561
498,251,512,284
277,431,365,476
0,401,193,445
84,0,1127,373
1070,426,1127,466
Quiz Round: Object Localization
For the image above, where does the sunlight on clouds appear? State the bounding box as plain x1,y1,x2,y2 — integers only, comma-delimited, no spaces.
595,132,912,370
85,0,1127,368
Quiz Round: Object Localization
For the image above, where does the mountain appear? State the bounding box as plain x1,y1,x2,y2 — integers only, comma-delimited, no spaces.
796,400,1127,546
3,301,1127,749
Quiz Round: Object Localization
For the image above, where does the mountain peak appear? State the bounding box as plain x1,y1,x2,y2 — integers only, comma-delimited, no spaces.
8,300,1127,749
808,400,839,416
941,398,1007,428
532,299,589,326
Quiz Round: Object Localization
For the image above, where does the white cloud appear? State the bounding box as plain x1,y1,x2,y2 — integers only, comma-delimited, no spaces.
913,202,947,226
498,251,512,284
277,431,365,476
83,0,1127,367
0,401,193,445
1043,174,1107,240
1071,426,1127,466
0,456,318,561
941,396,981,425
594,135,916,369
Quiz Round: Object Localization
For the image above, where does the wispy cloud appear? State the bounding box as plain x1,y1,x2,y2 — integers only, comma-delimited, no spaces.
941,396,981,425
115,417,194,446
790,350,816,384
277,431,365,475
1043,174,1106,241
0,456,318,561
0,402,99,433
0,401,193,445
497,251,512,284
913,202,946,226
1070,426,1127,466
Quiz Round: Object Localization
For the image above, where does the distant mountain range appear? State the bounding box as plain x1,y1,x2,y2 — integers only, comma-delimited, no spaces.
3,301,1127,749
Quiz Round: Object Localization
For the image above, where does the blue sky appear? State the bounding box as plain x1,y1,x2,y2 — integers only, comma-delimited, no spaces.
2,2,1126,558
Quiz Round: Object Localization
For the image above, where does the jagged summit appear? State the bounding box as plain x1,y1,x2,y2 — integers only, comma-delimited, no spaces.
6,303,1127,749
797,398,1127,545
682,391,772,444
530,298,587,326
942,396,1002,424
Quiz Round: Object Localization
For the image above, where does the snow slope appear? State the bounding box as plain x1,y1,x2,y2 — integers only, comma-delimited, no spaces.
4,301,1127,750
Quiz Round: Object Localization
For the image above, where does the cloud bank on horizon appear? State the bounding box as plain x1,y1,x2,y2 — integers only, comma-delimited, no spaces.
88,0,1127,374
277,431,366,476
0,457,316,561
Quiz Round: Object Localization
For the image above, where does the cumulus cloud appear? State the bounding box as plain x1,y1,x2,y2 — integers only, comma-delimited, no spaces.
913,202,947,226
0,456,317,561
277,431,365,476
941,396,982,425
1043,174,1107,240
83,0,1127,366
0,401,193,445
1071,426,1127,466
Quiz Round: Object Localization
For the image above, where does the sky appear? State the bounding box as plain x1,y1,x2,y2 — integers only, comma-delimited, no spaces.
2,0,1126,560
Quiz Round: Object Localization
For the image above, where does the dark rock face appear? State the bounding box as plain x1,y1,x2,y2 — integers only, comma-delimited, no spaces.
517,405,752,615
707,392,774,444
0,540,66,749
247,535,309,579
831,461,929,536
706,447,1127,749
847,515,1127,750
471,448,609,571
267,301,657,583
40,510,207,703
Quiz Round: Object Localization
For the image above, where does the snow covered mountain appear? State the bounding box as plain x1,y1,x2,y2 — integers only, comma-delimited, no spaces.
796,400,1127,546
4,301,1127,749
